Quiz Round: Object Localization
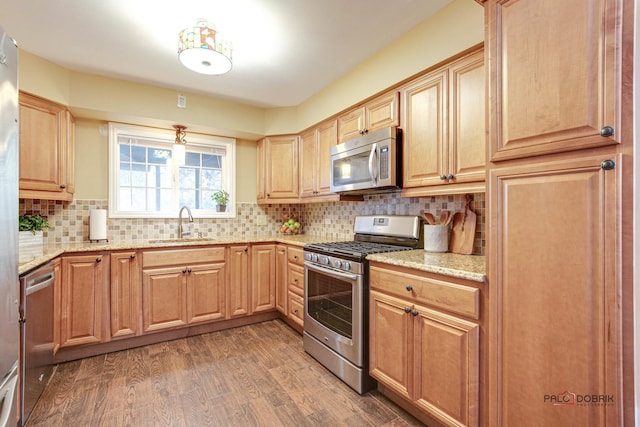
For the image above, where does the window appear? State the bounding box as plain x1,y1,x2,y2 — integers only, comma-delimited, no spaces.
109,123,236,218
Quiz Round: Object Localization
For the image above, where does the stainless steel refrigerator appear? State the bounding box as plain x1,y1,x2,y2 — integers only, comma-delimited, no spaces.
0,25,20,427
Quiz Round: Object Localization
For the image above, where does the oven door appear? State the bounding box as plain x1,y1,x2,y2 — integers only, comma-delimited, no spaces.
304,261,364,366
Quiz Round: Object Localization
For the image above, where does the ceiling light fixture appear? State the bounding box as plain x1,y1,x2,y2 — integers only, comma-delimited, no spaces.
173,125,187,165
178,19,232,75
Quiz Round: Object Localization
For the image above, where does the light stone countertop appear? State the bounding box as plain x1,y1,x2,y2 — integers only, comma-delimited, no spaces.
366,250,486,283
19,235,484,283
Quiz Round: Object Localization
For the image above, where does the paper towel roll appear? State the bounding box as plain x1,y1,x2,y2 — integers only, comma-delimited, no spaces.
90,209,108,242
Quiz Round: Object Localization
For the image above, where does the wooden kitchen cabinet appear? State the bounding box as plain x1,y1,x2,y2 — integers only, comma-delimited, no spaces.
369,264,480,427
228,245,250,318
110,251,140,339
486,0,622,161
59,253,109,348
487,155,621,426
401,48,485,197
300,119,339,201
275,245,288,315
141,247,226,333
337,91,399,143
256,135,300,203
19,91,75,201
250,244,276,313
286,246,305,328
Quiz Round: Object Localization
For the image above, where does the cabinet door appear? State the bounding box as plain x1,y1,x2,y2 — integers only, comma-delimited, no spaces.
299,130,317,199
402,70,448,188
449,51,486,185
264,135,299,200
60,254,107,347
251,244,276,313
337,108,366,143
316,120,337,195
413,306,479,427
275,245,288,315
227,245,250,317
486,0,623,161
19,92,67,193
187,263,226,323
369,290,413,401
142,266,187,332
488,155,620,426
256,139,266,201
110,251,140,339
365,91,399,134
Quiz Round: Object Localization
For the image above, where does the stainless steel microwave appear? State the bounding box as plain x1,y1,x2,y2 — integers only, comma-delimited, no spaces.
330,127,401,194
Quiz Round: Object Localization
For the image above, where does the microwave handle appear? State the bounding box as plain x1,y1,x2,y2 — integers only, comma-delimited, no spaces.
368,143,378,185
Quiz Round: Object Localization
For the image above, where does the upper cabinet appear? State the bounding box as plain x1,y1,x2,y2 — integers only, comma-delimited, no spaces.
256,135,300,204
337,91,399,143
19,91,75,201
401,48,486,196
487,0,622,161
300,119,338,201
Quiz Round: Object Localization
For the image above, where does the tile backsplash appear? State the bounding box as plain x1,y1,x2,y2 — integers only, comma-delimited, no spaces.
20,192,485,255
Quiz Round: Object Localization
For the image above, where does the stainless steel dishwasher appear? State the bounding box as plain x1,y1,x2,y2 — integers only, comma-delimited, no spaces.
19,262,56,426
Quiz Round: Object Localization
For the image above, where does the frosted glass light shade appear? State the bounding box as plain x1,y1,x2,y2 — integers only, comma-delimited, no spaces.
178,20,232,75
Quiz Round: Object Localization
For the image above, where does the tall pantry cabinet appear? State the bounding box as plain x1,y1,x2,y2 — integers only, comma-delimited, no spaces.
482,0,635,426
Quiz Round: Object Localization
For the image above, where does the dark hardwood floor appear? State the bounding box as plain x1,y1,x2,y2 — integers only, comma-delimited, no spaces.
27,320,424,426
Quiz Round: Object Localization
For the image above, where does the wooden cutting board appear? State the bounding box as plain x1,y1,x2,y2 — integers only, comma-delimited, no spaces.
449,206,476,254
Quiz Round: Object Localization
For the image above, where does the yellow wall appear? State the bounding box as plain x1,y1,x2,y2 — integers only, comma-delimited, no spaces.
18,0,483,202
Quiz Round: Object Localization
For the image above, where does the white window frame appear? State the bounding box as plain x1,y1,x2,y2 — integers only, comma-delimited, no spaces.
108,122,236,219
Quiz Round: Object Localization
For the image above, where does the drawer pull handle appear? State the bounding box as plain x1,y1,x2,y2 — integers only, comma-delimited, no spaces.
405,285,413,292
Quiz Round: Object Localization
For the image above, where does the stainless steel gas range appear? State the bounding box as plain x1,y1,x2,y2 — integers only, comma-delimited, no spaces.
303,215,423,394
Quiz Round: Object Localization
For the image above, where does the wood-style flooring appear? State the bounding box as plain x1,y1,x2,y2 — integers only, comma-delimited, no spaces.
27,320,424,426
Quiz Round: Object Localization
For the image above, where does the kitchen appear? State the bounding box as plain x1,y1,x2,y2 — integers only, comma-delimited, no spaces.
1,0,637,426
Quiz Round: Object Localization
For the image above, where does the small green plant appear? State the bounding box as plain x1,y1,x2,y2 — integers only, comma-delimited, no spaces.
19,214,49,234
211,190,230,206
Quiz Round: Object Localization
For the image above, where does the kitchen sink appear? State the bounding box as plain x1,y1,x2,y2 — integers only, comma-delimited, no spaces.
148,238,219,244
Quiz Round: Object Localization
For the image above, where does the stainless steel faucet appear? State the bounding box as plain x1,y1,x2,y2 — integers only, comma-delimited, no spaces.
178,205,194,238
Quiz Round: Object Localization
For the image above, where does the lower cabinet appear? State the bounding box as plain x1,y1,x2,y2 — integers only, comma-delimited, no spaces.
250,244,276,313
275,245,288,315
286,246,305,327
370,265,480,427
141,247,226,333
59,253,109,348
110,251,140,339
228,245,250,318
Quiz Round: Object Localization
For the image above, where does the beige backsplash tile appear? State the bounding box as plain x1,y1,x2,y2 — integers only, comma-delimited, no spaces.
20,192,485,255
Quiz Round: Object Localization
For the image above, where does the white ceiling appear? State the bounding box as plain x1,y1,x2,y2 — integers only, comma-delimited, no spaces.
0,0,452,108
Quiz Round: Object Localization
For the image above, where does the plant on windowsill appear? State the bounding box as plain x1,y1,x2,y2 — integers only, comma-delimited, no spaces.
212,190,230,212
18,214,49,263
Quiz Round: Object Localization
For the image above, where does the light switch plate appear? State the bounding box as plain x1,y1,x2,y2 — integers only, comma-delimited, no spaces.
177,93,187,108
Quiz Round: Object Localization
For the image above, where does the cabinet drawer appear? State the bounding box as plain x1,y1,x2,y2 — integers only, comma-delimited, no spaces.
142,247,225,268
288,263,304,296
287,246,304,266
370,265,480,319
288,292,304,327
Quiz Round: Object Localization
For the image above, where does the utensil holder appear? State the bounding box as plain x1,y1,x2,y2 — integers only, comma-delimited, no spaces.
424,225,449,252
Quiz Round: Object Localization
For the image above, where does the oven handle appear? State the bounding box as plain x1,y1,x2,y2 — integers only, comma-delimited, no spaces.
305,261,359,282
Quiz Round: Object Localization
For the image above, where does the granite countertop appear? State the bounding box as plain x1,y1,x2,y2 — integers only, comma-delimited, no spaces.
367,250,486,283
18,234,329,275
19,235,485,282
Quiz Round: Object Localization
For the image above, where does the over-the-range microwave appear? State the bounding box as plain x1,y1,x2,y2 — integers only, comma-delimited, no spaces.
330,127,402,194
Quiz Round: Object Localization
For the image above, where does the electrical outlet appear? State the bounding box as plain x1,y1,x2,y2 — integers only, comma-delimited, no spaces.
257,215,267,226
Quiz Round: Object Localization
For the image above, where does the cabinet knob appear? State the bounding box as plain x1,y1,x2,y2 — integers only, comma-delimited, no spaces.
440,175,447,180
411,309,419,317
446,174,454,180
130,254,136,259
59,184,67,189
600,126,615,137
182,268,187,274
294,278,299,283
600,159,616,170
293,255,298,260
187,268,192,273
294,309,299,314
244,247,248,253
96,257,102,263
404,307,411,313
405,285,413,292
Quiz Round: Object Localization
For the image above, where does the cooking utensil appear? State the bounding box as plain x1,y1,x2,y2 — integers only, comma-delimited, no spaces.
439,210,451,226
443,211,454,227
422,212,435,225
449,196,477,254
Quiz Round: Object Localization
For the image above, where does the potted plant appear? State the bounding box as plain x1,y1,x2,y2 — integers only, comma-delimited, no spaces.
18,214,49,263
212,190,230,212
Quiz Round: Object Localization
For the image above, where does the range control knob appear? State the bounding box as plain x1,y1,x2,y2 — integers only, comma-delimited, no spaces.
343,262,352,271
320,256,330,265
304,253,312,261
311,254,319,262
333,260,342,269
